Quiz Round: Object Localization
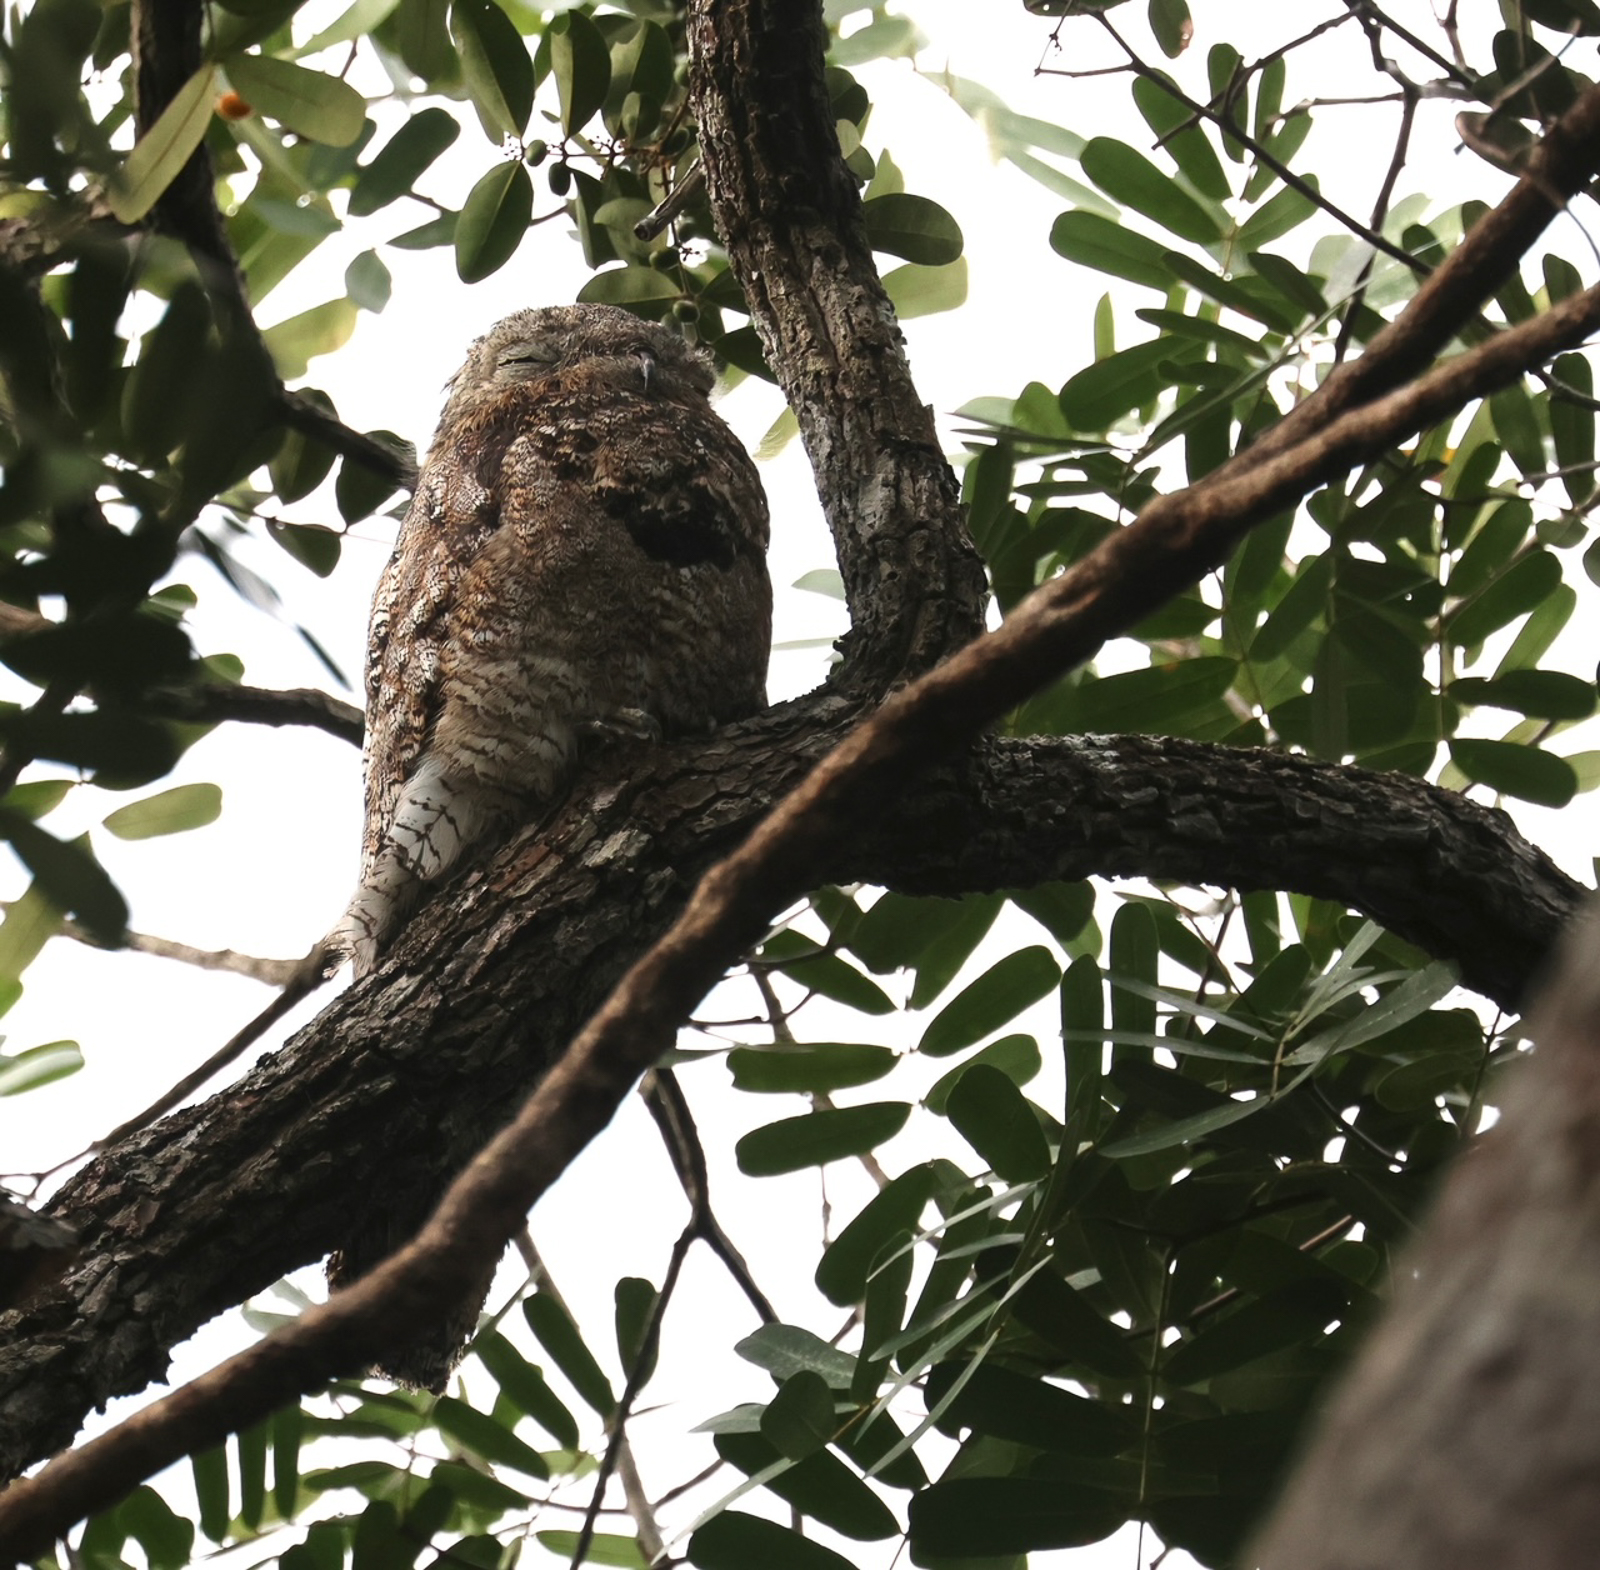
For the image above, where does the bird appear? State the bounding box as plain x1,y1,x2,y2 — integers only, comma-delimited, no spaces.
330,303,773,979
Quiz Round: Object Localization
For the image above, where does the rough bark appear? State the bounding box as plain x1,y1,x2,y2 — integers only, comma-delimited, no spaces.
687,0,988,684
0,712,1581,1483
1251,898,1600,1570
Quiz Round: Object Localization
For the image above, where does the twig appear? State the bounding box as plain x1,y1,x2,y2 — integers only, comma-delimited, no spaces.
514,1241,667,1564
569,1224,692,1570
1333,86,1420,365
633,163,706,242
139,681,365,747
1344,0,1477,93
89,945,334,1153
642,1068,777,1324
1086,16,1427,276
60,922,304,985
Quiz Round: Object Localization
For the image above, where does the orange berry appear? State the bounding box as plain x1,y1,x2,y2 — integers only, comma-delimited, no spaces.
216,91,253,121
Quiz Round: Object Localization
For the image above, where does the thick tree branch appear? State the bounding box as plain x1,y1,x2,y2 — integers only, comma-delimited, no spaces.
0,719,1579,1528
687,3,988,685
848,735,1580,1014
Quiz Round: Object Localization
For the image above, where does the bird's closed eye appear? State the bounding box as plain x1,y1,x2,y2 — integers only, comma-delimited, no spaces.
498,344,560,367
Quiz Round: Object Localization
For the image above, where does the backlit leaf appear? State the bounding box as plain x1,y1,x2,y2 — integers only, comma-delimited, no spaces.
102,783,222,840
224,55,366,145
737,1103,911,1175
107,65,217,223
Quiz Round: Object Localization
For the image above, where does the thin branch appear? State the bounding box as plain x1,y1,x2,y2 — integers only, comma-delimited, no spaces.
569,1223,692,1570
138,681,365,747
1334,86,1421,364
60,922,303,985
1344,0,1477,94
642,1069,777,1324
89,948,332,1154
279,393,417,494
1086,16,1427,276
513,1243,665,1563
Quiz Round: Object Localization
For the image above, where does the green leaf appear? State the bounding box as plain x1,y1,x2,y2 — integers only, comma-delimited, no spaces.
1080,136,1224,243
102,783,222,840
1050,210,1172,289
107,64,218,223
1049,657,1238,735
2,780,73,820
1059,339,1181,431
816,1164,935,1305
729,1042,897,1094
577,266,681,307
224,55,366,145
192,1445,230,1542
450,0,532,138
1100,1087,1279,1158
263,297,358,379
766,936,897,1014
1163,1280,1348,1384
909,1477,1126,1557
1450,670,1595,720
1448,738,1577,806
882,256,968,320
1131,74,1225,198
1488,383,1546,476
0,880,63,985
524,1293,616,1416
760,1370,837,1460
737,1103,911,1176
0,1039,83,1096
238,1419,268,1531
919,947,1060,1058
614,1275,659,1382
1449,548,1560,648
691,1511,857,1570
433,1396,550,1479
120,1486,196,1570
535,1531,648,1569
273,1403,302,1521
1148,0,1193,59
862,193,964,265
714,1433,900,1541
348,107,459,215
1,815,125,944
475,1331,579,1448
926,1033,1043,1115
946,1065,1051,1182
1551,351,1595,504
550,9,611,137
927,1360,1136,1454
455,161,532,282
735,1324,858,1389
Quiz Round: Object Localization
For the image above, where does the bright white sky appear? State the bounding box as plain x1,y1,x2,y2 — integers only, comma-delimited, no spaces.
3,4,1597,1567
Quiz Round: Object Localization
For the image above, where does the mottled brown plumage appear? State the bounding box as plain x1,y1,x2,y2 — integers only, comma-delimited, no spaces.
333,304,772,978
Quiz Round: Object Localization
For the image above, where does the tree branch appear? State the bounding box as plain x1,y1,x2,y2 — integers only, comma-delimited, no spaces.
137,681,365,747
687,1,987,686
0,715,1578,1515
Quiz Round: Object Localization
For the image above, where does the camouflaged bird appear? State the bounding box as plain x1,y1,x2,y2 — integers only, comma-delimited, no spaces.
332,303,772,977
